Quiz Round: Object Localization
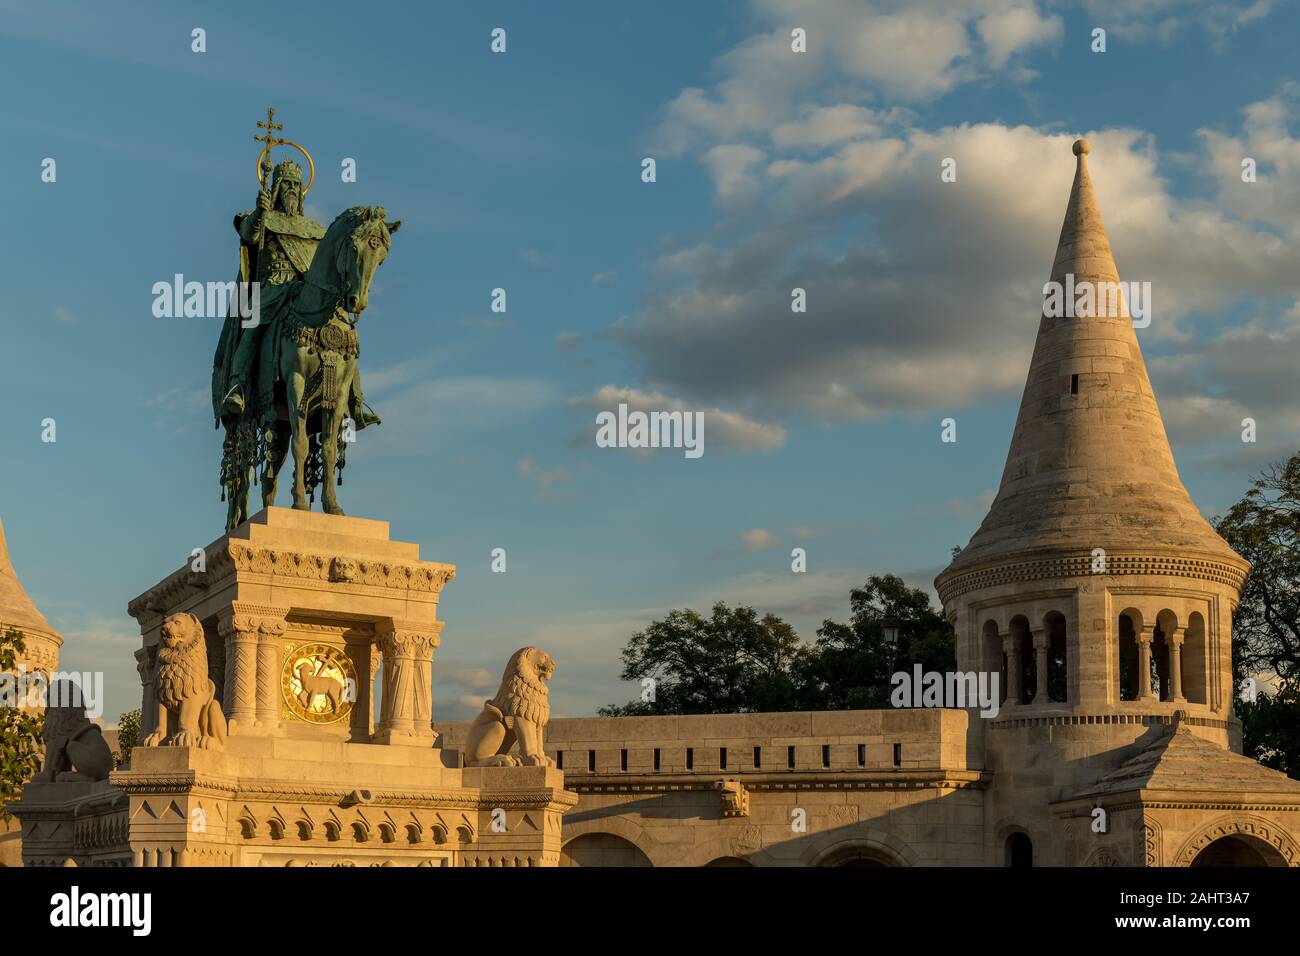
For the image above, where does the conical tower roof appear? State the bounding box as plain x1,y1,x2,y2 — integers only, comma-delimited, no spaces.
940,139,1244,581
0,517,62,647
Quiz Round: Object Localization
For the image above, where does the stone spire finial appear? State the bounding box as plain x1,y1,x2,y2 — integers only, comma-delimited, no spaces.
1050,137,1121,293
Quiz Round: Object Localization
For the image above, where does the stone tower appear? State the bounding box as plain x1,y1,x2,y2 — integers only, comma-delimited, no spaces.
935,139,1257,865
0,516,64,867
0,518,63,676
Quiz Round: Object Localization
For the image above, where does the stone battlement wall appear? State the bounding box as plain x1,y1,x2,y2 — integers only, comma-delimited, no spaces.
439,707,983,776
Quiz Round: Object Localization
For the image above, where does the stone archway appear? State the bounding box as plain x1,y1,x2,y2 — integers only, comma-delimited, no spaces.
559,832,653,867
816,845,895,867
1190,836,1287,867
799,825,917,868
561,813,664,865
1173,814,1300,867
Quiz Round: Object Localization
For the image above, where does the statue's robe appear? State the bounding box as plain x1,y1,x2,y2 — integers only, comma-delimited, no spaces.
211,211,378,428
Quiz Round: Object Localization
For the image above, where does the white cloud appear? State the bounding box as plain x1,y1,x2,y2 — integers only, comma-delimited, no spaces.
976,4,1062,68
742,528,778,550
654,0,1067,155
621,121,1300,425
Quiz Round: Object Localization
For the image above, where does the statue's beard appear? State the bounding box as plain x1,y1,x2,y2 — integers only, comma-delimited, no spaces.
281,194,301,216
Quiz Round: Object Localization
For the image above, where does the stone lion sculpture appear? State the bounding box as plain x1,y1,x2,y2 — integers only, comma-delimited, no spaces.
462,647,556,768
33,680,114,783
140,612,227,750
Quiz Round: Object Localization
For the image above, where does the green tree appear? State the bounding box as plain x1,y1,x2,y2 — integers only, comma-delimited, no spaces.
797,575,956,710
1214,453,1300,778
0,629,44,821
1239,688,1300,778
114,708,141,769
600,602,805,716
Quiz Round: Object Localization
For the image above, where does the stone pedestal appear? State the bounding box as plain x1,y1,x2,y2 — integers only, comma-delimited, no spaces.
127,508,456,743
10,509,579,867
7,780,131,867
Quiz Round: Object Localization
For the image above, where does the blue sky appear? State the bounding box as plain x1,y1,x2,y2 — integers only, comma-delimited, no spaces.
2,0,1299,722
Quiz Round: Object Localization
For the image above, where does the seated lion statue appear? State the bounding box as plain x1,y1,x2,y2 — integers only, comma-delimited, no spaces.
140,612,227,750
33,680,114,783
462,647,556,768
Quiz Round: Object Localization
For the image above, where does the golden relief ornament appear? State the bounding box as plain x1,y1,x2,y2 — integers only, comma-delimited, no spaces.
281,642,357,724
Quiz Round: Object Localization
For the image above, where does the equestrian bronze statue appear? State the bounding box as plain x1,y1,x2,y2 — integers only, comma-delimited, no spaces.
212,109,398,530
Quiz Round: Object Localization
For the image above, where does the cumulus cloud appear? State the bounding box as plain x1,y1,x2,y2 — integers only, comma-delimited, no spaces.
742,528,779,550
619,119,1300,427
654,0,1065,154
630,3,1297,443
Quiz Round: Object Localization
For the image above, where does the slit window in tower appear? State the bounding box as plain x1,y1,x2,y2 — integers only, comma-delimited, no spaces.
556,750,563,770
753,745,762,769
620,748,627,771
719,747,727,770
588,749,596,772
787,745,796,769
822,744,831,768
893,743,902,767
653,747,661,771
686,747,694,770
1071,374,1079,394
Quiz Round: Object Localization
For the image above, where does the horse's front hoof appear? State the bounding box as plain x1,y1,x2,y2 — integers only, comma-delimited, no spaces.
292,501,311,511
325,505,346,516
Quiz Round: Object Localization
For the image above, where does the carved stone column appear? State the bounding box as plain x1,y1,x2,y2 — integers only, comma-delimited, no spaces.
345,630,374,743
374,619,443,746
1168,626,1186,703
1033,628,1050,704
1137,626,1155,701
217,605,287,735
1003,632,1021,705
256,624,286,731
368,646,382,738
135,645,158,741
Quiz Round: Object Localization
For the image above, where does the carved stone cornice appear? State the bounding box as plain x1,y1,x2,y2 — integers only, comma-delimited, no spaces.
936,551,1248,606
567,770,988,795
106,772,577,813
128,544,456,620
991,712,1228,731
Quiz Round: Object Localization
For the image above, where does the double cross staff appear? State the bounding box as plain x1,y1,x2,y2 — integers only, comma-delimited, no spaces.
252,107,284,251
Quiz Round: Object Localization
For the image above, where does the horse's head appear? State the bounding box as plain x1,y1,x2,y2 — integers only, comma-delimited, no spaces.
332,206,401,314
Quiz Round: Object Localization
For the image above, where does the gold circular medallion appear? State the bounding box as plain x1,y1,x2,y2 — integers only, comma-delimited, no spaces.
281,643,357,724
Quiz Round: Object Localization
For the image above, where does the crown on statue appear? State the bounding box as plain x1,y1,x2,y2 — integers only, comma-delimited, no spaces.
272,159,304,188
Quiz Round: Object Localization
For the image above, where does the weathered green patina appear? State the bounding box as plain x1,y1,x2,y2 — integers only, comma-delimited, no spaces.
211,110,398,530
